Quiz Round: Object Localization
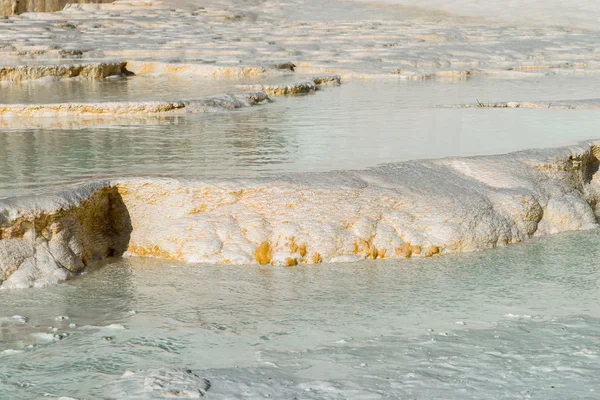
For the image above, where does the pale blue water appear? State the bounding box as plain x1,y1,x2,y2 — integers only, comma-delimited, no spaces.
1,229,599,399
2,74,600,198
2,66,600,399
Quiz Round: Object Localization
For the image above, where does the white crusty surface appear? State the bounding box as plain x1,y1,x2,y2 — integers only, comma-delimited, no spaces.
446,99,600,110
2,142,600,288
2,0,600,291
237,75,340,95
106,368,211,399
1,0,600,80
0,62,128,82
0,91,270,117
0,75,338,119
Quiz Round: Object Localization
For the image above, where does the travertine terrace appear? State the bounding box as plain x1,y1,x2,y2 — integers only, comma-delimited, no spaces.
2,0,600,288
3,142,600,288
1,0,112,16
1,0,600,79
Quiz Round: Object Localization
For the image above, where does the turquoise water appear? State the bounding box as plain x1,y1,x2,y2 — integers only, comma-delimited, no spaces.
2,75,600,198
2,66,600,399
1,229,599,399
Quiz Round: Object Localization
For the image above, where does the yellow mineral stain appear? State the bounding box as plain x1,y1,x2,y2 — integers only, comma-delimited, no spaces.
255,241,272,265
367,243,379,259
312,252,322,264
425,246,440,257
128,244,175,260
288,236,298,253
396,242,412,258
379,248,386,258
188,204,207,214
412,245,422,255
285,257,298,267
298,243,307,257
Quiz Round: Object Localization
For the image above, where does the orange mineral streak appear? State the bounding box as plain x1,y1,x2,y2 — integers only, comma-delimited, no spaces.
312,252,323,264
255,241,273,265
128,244,177,260
426,245,441,257
188,204,208,214
298,244,307,257
285,257,298,267
353,238,382,259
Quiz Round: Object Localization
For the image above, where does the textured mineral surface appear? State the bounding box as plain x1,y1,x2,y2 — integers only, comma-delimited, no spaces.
2,0,600,288
2,141,600,288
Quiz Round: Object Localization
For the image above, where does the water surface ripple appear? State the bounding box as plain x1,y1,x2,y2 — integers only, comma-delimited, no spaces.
0,230,599,398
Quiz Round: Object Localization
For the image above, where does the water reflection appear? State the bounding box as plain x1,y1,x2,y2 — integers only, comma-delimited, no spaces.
0,74,298,104
0,229,599,398
0,108,300,197
2,75,600,198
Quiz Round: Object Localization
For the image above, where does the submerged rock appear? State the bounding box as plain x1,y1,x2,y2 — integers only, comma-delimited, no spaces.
1,0,112,16
106,368,211,399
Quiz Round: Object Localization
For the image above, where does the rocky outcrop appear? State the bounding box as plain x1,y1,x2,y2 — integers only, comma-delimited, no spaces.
2,141,600,289
1,0,112,16
0,62,128,82
0,183,131,289
0,91,270,117
237,75,341,96
124,61,298,78
447,99,600,110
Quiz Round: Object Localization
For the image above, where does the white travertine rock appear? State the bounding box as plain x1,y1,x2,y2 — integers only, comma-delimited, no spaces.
125,61,297,78
448,99,600,110
237,80,317,96
106,368,211,399
2,141,600,288
0,182,131,289
237,75,341,96
1,0,112,16
353,0,600,31
0,91,269,117
2,0,600,80
0,62,128,82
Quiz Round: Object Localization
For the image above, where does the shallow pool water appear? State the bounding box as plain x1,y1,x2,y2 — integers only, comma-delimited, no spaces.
2,74,600,198
1,229,599,398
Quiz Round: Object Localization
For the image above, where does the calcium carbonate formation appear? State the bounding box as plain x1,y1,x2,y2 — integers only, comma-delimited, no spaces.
2,0,600,289
2,141,600,289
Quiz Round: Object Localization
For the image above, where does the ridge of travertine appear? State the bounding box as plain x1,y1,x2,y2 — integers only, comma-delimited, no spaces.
445,99,600,110
1,0,112,16
2,0,600,79
125,61,298,78
0,91,270,117
0,61,298,83
2,141,600,289
0,62,128,82
0,75,339,118
237,75,341,96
